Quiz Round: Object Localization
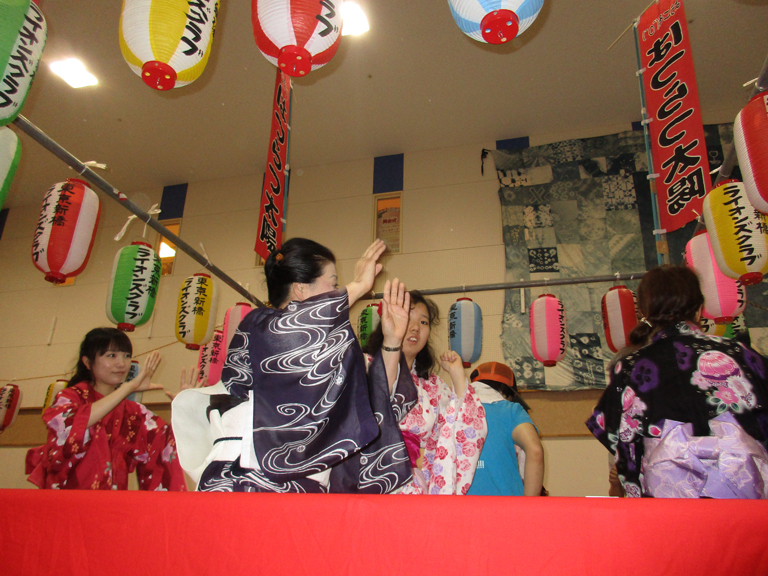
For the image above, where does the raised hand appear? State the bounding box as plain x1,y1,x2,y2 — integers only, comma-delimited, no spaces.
166,365,206,401
438,350,467,396
346,239,387,307
380,278,410,348
130,351,162,393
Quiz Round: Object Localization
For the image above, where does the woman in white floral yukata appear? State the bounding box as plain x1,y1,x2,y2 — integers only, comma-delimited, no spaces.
364,291,488,495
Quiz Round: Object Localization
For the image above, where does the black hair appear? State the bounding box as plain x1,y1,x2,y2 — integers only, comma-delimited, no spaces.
68,327,133,388
362,290,440,379
263,238,336,308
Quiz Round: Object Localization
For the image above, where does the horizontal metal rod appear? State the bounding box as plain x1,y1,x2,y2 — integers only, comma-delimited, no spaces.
372,272,647,299
12,115,264,308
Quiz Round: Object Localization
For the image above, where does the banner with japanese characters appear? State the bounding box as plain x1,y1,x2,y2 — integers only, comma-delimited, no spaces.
637,0,711,232
254,69,292,261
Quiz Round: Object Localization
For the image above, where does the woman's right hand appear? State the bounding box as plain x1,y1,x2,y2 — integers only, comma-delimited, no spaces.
380,278,410,347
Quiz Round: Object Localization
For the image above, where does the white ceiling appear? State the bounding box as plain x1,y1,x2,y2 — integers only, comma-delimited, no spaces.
6,0,768,209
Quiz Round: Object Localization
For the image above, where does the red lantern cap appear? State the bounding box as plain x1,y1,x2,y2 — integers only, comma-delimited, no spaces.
117,323,136,332
480,10,519,44
45,272,66,284
278,46,312,77
740,272,763,286
186,344,201,351
141,61,177,91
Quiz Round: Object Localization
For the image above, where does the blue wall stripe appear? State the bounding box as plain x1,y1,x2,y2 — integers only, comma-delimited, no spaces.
160,183,188,220
496,136,530,150
373,154,404,195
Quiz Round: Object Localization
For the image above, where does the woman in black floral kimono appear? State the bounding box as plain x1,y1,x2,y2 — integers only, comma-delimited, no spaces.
587,265,768,498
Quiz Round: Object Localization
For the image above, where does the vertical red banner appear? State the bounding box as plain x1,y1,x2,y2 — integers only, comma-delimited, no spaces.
254,69,292,261
638,0,711,233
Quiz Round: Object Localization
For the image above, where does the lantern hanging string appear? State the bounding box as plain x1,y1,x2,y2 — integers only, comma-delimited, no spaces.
114,204,161,240
11,115,264,308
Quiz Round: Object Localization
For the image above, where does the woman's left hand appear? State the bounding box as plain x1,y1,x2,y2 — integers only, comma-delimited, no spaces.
438,351,467,396
346,239,387,306
166,365,205,401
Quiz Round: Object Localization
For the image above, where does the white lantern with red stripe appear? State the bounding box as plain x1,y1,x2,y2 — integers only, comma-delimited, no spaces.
447,0,544,45
176,273,219,350
252,0,343,77
529,293,566,367
0,383,22,432
31,178,101,284
601,286,639,353
449,298,483,368
734,93,768,213
207,329,227,385
222,302,253,354
685,231,746,324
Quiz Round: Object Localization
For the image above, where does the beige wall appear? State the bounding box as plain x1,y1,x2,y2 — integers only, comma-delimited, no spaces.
0,132,616,495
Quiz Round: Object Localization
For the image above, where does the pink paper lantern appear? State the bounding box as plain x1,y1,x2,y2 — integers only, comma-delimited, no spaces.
197,339,212,386
252,0,343,77
0,383,22,432
601,286,639,353
31,178,100,284
734,93,768,214
222,302,253,355
207,329,226,386
685,231,746,324
529,294,566,367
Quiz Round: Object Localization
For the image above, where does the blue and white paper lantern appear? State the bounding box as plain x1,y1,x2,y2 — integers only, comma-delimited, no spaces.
447,0,544,45
449,298,483,367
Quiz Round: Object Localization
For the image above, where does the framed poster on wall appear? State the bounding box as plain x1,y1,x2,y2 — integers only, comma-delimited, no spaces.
373,192,402,254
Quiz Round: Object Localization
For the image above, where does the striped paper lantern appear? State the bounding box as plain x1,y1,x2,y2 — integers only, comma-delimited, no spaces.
601,286,638,353
31,179,101,284
685,231,746,324
252,0,343,77
106,241,161,332
0,383,22,432
0,127,20,211
119,0,220,90
176,273,219,350
449,298,483,368
207,329,226,385
42,379,67,413
222,303,252,354
447,0,544,44
0,0,46,126
529,294,566,367
703,179,768,286
357,303,380,348
734,93,768,213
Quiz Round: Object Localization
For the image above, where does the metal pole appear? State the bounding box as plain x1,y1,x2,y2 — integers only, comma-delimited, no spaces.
371,272,646,299
12,114,265,308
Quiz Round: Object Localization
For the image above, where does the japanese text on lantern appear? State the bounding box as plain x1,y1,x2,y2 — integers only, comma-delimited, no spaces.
0,4,45,111
255,71,292,261
180,0,218,57
179,277,193,337
638,0,711,233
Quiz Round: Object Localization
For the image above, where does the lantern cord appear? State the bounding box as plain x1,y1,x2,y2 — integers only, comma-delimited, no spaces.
114,204,161,241
11,115,265,308
370,272,647,300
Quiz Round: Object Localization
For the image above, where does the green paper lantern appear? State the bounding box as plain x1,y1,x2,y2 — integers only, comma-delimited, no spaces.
0,126,19,210
106,241,161,332
358,303,380,348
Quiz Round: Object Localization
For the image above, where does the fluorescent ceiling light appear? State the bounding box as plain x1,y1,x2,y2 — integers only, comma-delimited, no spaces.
159,242,176,258
342,2,369,36
49,58,98,88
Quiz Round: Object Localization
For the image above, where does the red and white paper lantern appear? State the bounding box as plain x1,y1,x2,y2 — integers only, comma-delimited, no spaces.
0,383,22,432
252,0,343,76
733,93,768,213
529,294,566,367
601,286,639,353
447,0,544,44
685,231,746,324
222,303,253,354
31,178,100,284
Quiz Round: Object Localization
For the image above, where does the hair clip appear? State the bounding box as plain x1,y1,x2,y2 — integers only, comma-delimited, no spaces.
275,253,284,262
641,317,652,328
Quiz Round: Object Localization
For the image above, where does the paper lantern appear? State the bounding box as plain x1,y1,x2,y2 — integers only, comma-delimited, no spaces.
176,273,219,350
197,339,212,385
685,231,746,324
449,298,483,368
106,241,161,332
699,317,728,337
357,303,380,348
124,360,144,403
0,383,22,432
222,303,253,354
529,293,566,367
0,127,20,211
734,93,768,213
447,0,544,44
119,0,220,90
31,178,101,284
42,379,67,413
0,0,46,126
601,286,638,353
703,179,768,286
252,0,343,77
207,329,226,385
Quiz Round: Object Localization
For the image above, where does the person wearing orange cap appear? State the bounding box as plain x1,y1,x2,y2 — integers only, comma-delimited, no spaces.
466,361,544,496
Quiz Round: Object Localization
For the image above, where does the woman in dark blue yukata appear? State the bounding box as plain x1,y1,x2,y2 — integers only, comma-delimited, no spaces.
587,264,768,498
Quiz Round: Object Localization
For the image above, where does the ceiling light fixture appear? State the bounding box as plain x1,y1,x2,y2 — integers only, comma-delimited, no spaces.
342,2,369,36
49,58,98,88
159,242,176,258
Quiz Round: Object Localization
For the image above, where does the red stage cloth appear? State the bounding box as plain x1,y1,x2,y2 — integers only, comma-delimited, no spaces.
2,490,768,575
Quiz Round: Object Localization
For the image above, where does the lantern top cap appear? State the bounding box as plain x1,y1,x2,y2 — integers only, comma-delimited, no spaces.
609,285,627,291
130,241,153,248
538,293,556,299
456,297,473,302
67,178,90,187
194,273,212,278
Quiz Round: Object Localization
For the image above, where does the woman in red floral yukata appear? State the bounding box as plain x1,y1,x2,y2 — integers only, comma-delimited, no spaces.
364,291,488,494
26,327,187,491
